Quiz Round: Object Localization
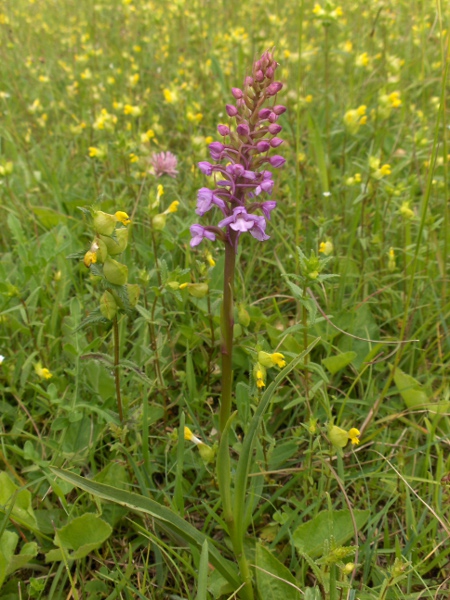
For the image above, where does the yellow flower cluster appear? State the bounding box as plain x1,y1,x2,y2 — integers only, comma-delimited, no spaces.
253,351,286,389
343,105,367,134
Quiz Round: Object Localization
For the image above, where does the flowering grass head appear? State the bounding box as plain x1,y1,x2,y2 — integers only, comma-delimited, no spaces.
190,50,285,249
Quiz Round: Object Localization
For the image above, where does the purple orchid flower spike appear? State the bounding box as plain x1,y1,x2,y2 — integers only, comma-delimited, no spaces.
190,49,285,249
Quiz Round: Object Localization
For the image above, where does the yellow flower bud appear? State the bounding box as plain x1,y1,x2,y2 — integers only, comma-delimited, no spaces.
342,563,355,575
103,257,128,286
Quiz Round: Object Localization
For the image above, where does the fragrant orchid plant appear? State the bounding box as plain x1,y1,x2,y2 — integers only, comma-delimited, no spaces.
190,49,286,435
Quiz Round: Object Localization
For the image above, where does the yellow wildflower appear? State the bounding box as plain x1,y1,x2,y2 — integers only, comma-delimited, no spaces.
184,426,202,445
258,351,286,369
348,428,360,445
88,146,105,159
329,425,360,448
164,200,179,214
123,104,142,117
115,211,131,226
319,241,333,255
206,252,215,267
355,52,370,68
35,363,52,380
399,201,414,219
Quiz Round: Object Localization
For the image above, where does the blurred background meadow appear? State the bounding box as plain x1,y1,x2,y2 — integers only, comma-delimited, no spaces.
0,0,449,598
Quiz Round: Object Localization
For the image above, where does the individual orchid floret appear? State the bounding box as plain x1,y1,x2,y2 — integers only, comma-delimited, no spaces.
190,224,217,247
196,188,226,216
218,207,269,242
198,161,214,176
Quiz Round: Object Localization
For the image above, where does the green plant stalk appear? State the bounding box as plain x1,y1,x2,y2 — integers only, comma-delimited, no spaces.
216,230,255,600
113,315,124,422
219,231,237,434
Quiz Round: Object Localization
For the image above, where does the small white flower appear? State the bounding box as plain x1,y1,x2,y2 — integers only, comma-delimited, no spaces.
0,355,5,364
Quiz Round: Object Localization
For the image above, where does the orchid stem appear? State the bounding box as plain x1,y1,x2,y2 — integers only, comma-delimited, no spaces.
219,231,237,434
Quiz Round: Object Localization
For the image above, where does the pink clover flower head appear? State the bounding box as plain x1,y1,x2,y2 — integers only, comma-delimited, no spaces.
150,151,178,178
218,207,269,241
190,224,216,247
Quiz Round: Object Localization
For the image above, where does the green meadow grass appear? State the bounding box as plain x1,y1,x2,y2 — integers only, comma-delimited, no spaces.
0,0,449,598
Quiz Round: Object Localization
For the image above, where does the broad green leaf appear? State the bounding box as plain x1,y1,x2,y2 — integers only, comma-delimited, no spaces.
322,351,357,375
46,513,112,562
50,468,240,589
293,509,369,558
0,531,38,588
0,472,37,531
392,367,428,409
0,531,18,587
255,543,301,600
6,542,38,576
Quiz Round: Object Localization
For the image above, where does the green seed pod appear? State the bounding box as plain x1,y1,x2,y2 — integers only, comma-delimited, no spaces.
93,211,117,236
197,443,215,464
238,304,251,327
95,237,108,263
328,425,349,449
127,283,140,308
99,228,129,255
152,214,166,231
187,283,208,298
100,290,117,320
103,257,128,286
